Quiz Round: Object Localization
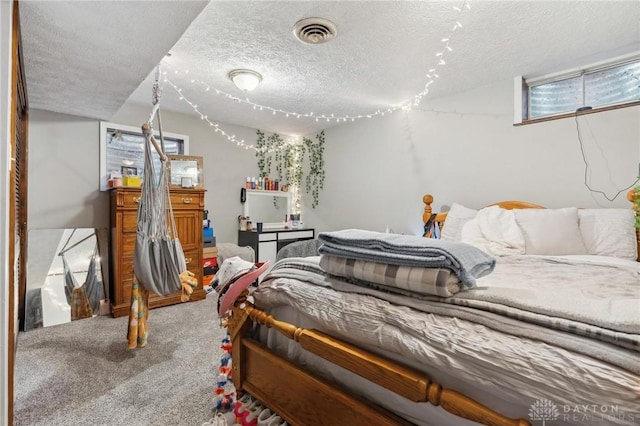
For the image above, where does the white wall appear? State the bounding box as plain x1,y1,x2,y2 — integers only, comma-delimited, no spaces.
303,78,640,236
0,1,12,422
111,104,260,243
28,77,640,242
28,104,262,244
28,111,103,228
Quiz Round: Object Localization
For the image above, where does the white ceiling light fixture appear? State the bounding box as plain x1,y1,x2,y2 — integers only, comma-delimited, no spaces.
229,69,262,91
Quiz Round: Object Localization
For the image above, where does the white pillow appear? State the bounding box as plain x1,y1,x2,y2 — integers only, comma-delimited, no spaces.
578,209,638,260
461,206,526,256
514,207,587,255
440,203,477,242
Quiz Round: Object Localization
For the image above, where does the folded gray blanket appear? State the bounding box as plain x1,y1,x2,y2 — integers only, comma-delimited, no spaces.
318,229,495,286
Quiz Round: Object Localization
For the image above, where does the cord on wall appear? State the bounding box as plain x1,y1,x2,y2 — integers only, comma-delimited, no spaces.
574,108,639,202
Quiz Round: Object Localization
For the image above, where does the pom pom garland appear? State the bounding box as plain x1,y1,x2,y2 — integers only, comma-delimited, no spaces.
212,332,235,412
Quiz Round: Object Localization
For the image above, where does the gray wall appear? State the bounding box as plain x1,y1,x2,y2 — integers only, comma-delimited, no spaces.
302,78,640,236
111,103,260,244
28,77,640,242
28,106,261,244
28,111,104,228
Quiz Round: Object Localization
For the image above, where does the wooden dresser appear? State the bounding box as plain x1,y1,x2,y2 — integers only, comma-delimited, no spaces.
109,187,206,317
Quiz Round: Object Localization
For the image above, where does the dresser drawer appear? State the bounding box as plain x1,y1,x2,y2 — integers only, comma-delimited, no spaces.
119,190,203,210
121,191,143,208
123,214,201,251
278,230,315,241
169,192,204,210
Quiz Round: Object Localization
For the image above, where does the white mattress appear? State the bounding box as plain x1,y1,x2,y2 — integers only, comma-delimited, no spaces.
255,285,640,426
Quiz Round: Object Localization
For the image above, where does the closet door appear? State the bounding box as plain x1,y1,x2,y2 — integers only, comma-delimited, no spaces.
8,1,29,423
12,6,28,333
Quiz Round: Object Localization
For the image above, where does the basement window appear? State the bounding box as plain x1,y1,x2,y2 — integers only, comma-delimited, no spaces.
514,55,640,125
99,122,188,191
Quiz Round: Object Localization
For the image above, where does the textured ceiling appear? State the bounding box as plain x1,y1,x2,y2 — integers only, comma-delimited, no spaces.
19,0,208,120
20,1,640,135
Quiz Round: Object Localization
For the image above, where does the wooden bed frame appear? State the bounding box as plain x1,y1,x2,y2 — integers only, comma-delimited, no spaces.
225,190,639,426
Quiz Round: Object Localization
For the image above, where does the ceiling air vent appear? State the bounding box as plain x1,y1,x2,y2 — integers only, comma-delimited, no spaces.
294,18,337,44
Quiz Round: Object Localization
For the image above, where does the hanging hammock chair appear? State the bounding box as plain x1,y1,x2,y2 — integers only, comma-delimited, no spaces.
59,230,101,320
83,243,103,314
132,118,186,297
129,66,197,349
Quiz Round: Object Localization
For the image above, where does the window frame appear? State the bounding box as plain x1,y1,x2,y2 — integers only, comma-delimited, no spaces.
514,53,640,126
99,121,189,191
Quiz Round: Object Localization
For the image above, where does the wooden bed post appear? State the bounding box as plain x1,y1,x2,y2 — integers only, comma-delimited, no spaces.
628,188,640,261
225,292,254,393
422,194,434,225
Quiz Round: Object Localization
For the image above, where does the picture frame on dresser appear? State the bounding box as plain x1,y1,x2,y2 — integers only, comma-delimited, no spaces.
120,166,137,176
167,155,204,189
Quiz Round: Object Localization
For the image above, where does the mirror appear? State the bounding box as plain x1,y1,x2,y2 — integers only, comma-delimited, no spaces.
167,155,204,188
24,228,109,330
242,190,292,228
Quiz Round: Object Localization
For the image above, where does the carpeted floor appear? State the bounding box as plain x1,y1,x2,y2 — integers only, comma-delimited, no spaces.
14,294,231,426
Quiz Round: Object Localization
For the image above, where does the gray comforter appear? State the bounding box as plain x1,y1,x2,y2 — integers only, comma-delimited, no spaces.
256,255,640,374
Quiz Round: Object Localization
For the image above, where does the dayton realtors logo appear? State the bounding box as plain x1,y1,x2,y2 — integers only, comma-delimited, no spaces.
529,399,637,424
529,399,560,425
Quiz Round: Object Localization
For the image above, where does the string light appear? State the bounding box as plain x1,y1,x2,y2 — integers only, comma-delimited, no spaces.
163,76,255,149
162,0,472,135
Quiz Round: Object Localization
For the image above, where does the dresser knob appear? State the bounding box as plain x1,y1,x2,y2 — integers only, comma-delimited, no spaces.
182,198,192,204
185,257,192,264
133,196,140,204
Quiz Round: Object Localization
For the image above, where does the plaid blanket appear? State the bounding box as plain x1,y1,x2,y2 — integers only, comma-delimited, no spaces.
319,255,462,297
318,229,496,287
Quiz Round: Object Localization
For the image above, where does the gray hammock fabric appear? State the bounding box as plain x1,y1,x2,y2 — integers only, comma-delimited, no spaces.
59,230,102,305
60,237,103,312
84,244,103,314
133,119,186,296
61,253,79,305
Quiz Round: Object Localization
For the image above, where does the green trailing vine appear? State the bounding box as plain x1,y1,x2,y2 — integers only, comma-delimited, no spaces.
255,130,286,208
304,131,326,208
255,129,326,209
270,133,285,181
255,130,268,176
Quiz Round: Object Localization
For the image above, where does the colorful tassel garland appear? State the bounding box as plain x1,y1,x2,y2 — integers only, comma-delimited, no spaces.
212,332,235,412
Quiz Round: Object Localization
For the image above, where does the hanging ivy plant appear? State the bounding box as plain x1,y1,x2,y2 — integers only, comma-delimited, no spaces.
255,129,325,209
303,130,325,208
255,130,268,177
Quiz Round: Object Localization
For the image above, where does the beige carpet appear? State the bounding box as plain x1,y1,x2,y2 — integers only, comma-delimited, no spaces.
14,294,231,426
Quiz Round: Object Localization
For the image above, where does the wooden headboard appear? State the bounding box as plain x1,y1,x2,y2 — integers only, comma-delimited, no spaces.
422,190,640,262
